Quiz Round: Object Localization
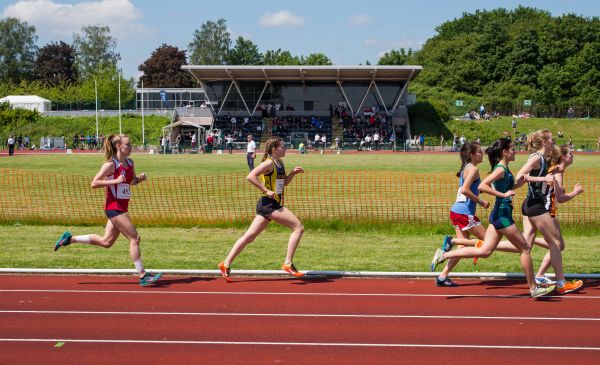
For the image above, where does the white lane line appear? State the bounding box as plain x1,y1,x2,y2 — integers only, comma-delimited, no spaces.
0,338,599,351
0,289,598,299
1,310,599,321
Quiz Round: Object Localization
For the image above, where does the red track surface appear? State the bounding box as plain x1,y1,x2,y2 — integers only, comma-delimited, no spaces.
1,275,599,364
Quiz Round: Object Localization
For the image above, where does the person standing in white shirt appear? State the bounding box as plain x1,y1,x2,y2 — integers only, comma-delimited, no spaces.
246,135,256,170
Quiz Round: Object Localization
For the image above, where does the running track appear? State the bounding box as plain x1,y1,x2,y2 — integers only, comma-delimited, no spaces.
1,275,599,364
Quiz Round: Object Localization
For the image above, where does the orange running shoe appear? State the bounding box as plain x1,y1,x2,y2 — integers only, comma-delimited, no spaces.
473,240,483,265
557,280,583,294
282,262,305,278
218,262,232,283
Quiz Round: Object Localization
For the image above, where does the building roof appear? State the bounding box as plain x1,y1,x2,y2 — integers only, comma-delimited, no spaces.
0,95,51,103
181,65,422,83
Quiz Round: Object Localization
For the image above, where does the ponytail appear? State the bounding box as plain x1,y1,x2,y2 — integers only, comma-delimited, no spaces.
456,141,480,177
104,134,124,161
262,137,283,162
549,145,570,168
485,138,512,171
526,129,551,153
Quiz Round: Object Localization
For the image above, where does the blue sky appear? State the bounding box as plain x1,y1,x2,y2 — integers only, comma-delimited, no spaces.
1,0,598,79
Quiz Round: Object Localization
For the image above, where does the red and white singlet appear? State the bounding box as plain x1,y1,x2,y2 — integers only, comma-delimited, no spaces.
105,157,134,212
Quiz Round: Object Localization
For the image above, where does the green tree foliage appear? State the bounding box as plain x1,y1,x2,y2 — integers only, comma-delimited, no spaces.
0,17,37,83
34,41,78,85
72,25,121,80
188,19,231,65
225,37,262,65
263,49,302,65
377,48,413,65
413,6,600,116
138,44,194,88
301,53,332,65
0,101,40,127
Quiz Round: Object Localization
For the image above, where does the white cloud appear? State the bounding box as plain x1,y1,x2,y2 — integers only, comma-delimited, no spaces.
259,10,304,27
1,0,154,40
349,14,371,26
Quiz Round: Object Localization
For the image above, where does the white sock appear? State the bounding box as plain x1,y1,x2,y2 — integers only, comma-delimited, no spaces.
557,279,566,288
134,259,144,274
74,235,91,244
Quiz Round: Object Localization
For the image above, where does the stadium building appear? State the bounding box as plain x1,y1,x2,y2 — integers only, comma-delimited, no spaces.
164,65,421,151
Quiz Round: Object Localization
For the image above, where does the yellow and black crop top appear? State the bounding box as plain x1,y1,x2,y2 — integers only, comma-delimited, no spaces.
260,157,286,205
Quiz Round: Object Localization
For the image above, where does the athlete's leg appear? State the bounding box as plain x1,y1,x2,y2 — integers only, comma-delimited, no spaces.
443,224,501,260
497,224,536,291
71,219,120,248
536,218,565,277
528,213,565,281
108,213,148,278
439,226,471,278
224,215,270,267
269,207,305,264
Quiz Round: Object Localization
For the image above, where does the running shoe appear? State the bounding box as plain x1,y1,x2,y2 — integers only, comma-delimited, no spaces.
557,280,583,294
53,231,72,252
282,262,305,278
473,240,483,266
139,272,163,287
436,277,458,287
441,235,453,252
535,275,557,287
530,285,556,298
218,262,232,283
430,249,445,272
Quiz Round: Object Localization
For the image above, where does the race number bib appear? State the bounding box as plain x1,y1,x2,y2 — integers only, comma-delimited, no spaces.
275,179,285,194
455,188,467,202
116,183,131,199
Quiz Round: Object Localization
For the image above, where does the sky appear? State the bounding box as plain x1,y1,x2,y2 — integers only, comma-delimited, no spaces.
1,0,599,80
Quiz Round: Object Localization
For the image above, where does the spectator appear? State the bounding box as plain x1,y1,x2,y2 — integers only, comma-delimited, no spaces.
373,132,380,150
569,137,574,151
419,134,425,151
226,134,234,154
24,135,30,149
567,107,575,119
597,136,600,152
314,133,320,149
459,135,466,146
246,134,256,170
176,133,182,153
364,134,372,151
440,134,445,151
7,135,15,156
557,130,564,138
321,134,327,149
512,119,517,135
161,135,167,154
73,134,79,150
191,132,197,151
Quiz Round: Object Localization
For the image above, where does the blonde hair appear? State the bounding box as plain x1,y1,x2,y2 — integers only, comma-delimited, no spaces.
104,134,126,161
549,144,570,168
262,137,284,162
526,129,551,152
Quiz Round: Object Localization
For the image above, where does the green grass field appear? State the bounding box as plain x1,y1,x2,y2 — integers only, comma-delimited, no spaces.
1,151,600,274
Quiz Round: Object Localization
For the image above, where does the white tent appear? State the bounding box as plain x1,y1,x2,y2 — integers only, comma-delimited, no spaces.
0,95,51,113
161,120,206,152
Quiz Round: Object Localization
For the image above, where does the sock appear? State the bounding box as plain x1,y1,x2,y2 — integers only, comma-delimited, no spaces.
74,235,91,244
438,276,446,281
285,261,292,266
557,279,566,288
134,259,144,274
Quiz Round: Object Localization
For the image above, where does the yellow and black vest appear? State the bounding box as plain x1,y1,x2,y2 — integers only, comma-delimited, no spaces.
260,157,286,205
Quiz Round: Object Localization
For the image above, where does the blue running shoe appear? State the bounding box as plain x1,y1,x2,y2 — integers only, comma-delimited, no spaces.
139,272,163,287
441,235,453,252
436,277,458,287
54,231,72,252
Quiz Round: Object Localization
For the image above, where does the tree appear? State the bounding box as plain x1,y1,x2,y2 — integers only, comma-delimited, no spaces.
138,44,194,88
301,53,332,65
72,25,121,80
0,17,37,83
263,49,301,65
34,41,78,85
378,48,413,65
188,19,231,65
225,37,262,65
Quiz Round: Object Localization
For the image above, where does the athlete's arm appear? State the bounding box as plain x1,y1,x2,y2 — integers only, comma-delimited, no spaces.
129,160,146,185
285,166,304,185
479,167,514,199
91,162,122,189
460,165,489,208
247,160,275,198
554,173,584,203
516,154,554,186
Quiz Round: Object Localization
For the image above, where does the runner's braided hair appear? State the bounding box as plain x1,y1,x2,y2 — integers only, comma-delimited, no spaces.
262,137,284,162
